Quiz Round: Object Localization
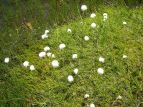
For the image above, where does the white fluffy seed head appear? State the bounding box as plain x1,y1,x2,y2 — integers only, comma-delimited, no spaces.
47,52,52,57
97,68,104,75
91,23,96,28
39,52,46,58
68,75,74,82
44,46,50,52
99,57,105,63
84,94,89,98
72,54,78,59
90,103,95,107
81,5,87,11
90,13,96,18
23,61,29,67
30,65,35,71
73,68,78,74
41,34,48,39
45,30,49,34
51,54,55,58
67,28,72,33
4,57,10,63
123,21,127,25
103,13,108,17
59,43,66,50
84,36,90,41
103,13,108,21
123,55,128,59
117,95,122,99
51,60,59,68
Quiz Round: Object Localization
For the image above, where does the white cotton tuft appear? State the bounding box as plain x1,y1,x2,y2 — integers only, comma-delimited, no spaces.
99,56,105,63
51,60,59,68
90,13,96,18
81,5,87,11
39,52,46,58
117,95,122,99
67,28,72,33
68,75,74,82
4,57,10,63
45,30,49,34
97,68,104,75
91,23,96,28
123,21,127,25
84,94,89,98
44,46,50,52
30,65,35,71
47,52,52,57
41,34,48,39
23,61,29,67
72,54,78,59
90,103,95,107
59,43,66,50
73,68,78,74
123,54,128,59
84,36,90,41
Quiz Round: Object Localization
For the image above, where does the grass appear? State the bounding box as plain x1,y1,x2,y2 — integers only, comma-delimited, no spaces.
0,7,143,107
0,5,143,107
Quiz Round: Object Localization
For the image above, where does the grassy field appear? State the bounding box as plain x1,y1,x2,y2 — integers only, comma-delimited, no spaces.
0,1,143,107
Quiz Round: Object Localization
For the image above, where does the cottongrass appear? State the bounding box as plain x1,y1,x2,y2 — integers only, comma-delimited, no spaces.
67,75,74,82
72,54,78,59
90,13,96,18
51,60,59,68
39,52,46,58
4,57,10,63
97,68,104,75
73,68,78,74
91,23,96,28
81,5,87,11
23,61,29,67
59,43,66,50
84,36,90,41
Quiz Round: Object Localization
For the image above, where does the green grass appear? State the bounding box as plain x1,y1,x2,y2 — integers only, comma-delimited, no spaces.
1,6,143,107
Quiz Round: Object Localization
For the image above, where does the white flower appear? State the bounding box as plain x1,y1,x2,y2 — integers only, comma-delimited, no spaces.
97,68,104,75
72,54,78,59
73,68,78,74
41,34,48,39
59,43,66,50
47,52,52,57
23,61,29,67
99,56,105,63
51,60,59,68
67,28,72,33
84,94,89,98
39,52,46,58
30,65,35,71
51,54,55,58
123,21,127,25
45,30,49,34
68,75,74,82
84,36,90,41
117,95,122,100
90,13,96,18
123,55,127,59
90,103,95,107
91,23,96,28
44,46,50,52
81,5,87,11
4,57,10,63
